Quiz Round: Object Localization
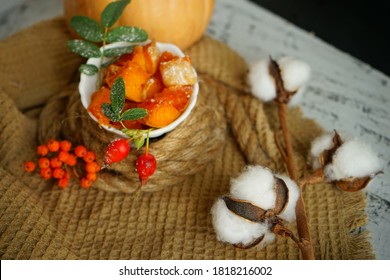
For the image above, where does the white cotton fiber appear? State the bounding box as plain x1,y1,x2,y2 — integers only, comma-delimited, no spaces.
274,174,300,223
211,198,274,246
278,56,311,93
230,166,276,210
288,87,305,107
324,140,384,181
247,59,277,102
308,132,334,170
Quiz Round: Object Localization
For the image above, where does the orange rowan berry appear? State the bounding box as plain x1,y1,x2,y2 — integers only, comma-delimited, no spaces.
80,178,92,188
36,145,49,157
50,157,62,168
47,139,60,152
52,168,65,179
85,162,100,173
86,172,97,182
38,157,50,169
40,168,52,180
58,178,69,188
24,161,36,173
60,140,72,152
65,154,77,167
83,151,96,163
58,151,69,162
74,145,87,157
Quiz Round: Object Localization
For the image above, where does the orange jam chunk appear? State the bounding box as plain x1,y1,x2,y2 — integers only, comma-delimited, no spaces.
88,87,111,126
138,85,193,128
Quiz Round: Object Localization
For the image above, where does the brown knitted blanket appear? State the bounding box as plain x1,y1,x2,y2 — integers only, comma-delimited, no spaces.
0,17,374,259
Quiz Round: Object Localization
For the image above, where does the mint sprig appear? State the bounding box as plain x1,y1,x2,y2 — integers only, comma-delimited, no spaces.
67,0,148,79
102,77,148,123
101,77,149,149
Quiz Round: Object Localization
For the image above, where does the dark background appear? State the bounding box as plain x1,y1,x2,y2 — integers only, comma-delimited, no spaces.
248,0,389,76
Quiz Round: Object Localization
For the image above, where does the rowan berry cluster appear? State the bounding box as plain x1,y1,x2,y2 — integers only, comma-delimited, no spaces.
24,139,100,188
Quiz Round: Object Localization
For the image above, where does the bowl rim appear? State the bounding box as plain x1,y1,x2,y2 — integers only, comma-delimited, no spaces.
79,41,199,138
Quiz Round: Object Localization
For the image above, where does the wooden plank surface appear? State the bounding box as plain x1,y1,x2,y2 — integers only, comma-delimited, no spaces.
0,0,388,259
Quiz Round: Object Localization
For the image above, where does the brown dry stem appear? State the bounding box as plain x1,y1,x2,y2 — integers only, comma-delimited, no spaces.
277,101,315,260
270,57,315,259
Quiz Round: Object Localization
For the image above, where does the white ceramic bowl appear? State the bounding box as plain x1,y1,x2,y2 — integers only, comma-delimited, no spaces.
79,41,199,138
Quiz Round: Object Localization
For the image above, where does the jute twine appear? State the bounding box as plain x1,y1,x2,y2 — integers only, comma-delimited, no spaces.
38,79,226,193
0,18,375,260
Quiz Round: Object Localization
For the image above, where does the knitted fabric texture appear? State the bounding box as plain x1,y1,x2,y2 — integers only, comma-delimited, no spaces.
0,18,374,259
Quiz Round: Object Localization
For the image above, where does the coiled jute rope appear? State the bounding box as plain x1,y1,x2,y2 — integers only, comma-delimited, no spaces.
38,76,227,193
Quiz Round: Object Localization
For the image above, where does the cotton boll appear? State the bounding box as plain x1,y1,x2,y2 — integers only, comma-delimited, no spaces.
278,56,311,93
260,231,276,249
324,140,384,181
288,87,305,107
247,59,277,102
211,198,274,246
274,174,300,223
230,166,276,210
308,132,334,170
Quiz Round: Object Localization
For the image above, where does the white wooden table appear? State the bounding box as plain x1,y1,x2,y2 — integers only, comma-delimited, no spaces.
1,0,388,260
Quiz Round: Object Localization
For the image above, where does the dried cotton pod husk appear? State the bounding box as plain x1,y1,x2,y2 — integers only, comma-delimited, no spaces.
309,131,384,191
211,166,300,248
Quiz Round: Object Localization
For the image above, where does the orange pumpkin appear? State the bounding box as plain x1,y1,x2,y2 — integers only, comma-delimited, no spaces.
63,0,215,49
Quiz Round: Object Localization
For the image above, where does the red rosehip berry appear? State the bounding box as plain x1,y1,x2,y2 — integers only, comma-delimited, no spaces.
103,138,130,166
136,154,156,186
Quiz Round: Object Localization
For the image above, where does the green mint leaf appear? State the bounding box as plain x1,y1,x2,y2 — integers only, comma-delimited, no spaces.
70,16,103,42
79,64,99,75
67,40,101,58
106,26,148,43
110,77,126,116
102,103,120,122
103,46,134,57
101,0,131,28
121,108,148,121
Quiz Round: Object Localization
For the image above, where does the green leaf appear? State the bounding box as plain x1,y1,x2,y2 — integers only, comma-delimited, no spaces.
103,46,134,57
122,129,147,150
102,103,120,122
110,77,126,116
101,0,131,28
121,108,148,121
70,16,103,42
106,26,148,43
67,40,101,58
133,136,146,150
79,64,99,76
